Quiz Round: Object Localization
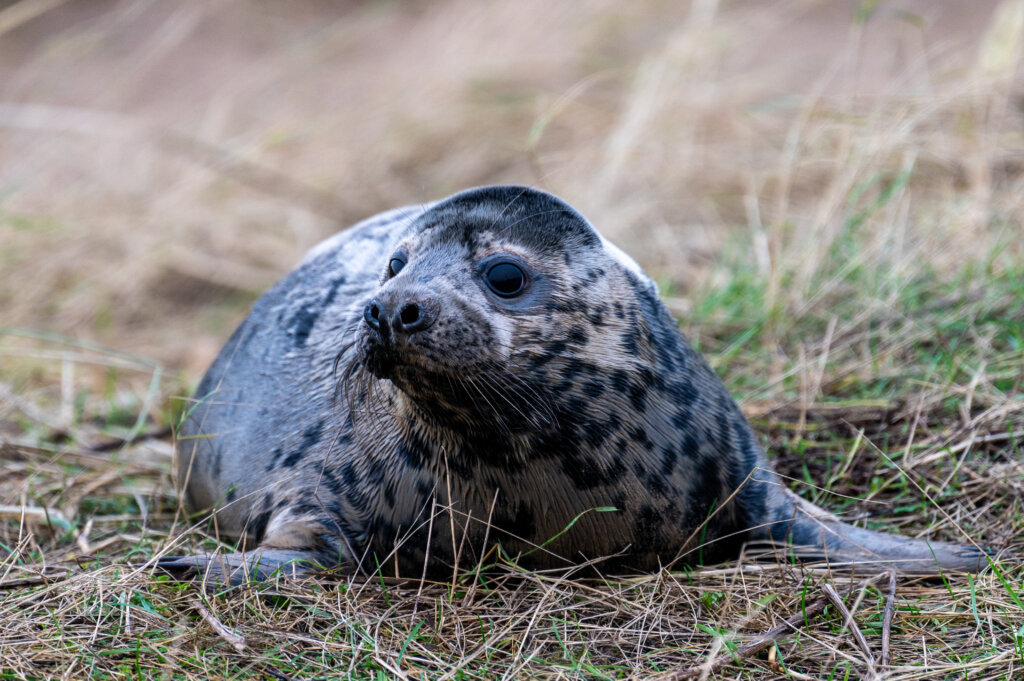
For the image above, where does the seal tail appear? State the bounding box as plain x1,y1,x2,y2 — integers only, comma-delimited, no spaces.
761,489,990,574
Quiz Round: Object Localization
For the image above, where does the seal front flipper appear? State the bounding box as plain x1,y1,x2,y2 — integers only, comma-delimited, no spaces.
156,548,325,587
159,503,364,585
158,511,359,587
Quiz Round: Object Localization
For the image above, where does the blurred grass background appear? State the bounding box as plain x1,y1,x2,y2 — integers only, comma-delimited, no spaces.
0,0,1017,372
1,1,1023,679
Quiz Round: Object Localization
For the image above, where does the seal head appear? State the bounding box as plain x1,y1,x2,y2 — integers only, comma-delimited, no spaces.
354,187,607,440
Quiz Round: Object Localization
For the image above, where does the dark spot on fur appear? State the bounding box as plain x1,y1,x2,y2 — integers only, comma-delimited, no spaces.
320,468,346,497
496,503,537,541
365,458,386,488
344,483,370,514
628,384,648,413
528,352,557,370
646,471,667,496
688,455,721,528
660,445,677,476
715,410,733,452
567,327,588,345
398,426,429,470
672,409,693,431
680,432,700,460
323,275,346,306
415,479,434,499
341,462,360,489
563,456,607,489
267,447,284,472
382,483,396,508
546,340,568,356
668,377,698,405
248,505,273,544
633,504,663,554
281,420,325,468
584,418,614,449
288,305,319,348
621,329,640,356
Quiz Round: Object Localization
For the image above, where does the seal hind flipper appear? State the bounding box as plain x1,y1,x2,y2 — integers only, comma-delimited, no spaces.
766,489,990,574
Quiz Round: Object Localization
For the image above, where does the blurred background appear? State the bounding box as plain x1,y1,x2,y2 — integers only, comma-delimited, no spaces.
1,0,1022,427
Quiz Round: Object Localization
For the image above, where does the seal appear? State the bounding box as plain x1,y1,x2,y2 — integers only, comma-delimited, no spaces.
165,185,987,583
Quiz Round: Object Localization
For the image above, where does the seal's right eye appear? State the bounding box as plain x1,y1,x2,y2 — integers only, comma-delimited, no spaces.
388,257,406,278
485,262,526,297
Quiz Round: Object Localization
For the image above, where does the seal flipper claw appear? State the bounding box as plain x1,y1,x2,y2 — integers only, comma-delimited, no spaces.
156,549,321,587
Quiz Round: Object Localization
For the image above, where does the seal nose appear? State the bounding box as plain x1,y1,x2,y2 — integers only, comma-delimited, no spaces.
364,296,436,336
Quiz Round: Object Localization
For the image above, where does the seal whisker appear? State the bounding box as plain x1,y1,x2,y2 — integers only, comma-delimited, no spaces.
496,367,556,426
474,362,552,430
456,373,509,435
466,370,527,424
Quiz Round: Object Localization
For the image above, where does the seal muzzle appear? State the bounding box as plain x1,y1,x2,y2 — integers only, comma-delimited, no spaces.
360,291,440,380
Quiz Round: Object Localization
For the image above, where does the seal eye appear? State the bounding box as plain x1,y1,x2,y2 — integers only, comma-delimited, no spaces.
388,257,406,278
485,262,526,297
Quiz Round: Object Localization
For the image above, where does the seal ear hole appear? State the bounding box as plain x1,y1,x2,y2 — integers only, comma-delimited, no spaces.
388,257,406,278
485,262,526,297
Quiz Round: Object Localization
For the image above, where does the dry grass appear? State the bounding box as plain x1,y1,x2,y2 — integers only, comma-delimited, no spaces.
2,0,1024,678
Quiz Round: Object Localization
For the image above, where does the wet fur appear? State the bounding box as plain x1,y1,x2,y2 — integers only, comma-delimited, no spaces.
169,186,987,583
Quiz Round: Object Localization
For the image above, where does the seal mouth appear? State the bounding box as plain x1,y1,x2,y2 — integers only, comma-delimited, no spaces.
361,341,398,379
357,324,445,386
358,329,405,380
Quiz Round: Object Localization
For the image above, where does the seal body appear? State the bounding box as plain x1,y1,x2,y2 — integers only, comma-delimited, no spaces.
172,186,985,581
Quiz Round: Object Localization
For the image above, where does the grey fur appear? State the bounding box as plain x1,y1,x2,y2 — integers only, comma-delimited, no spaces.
167,186,988,583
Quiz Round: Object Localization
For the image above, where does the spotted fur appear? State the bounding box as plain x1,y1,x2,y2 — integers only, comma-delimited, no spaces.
168,186,987,583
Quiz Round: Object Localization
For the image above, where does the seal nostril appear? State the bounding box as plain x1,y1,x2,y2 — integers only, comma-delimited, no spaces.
364,301,382,329
399,303,420,327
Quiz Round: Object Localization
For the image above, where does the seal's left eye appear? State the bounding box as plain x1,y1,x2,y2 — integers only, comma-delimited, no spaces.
388,258,406,277
485,262,526,297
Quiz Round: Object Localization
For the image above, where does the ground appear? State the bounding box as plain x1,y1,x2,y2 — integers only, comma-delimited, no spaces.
1,0,1022,679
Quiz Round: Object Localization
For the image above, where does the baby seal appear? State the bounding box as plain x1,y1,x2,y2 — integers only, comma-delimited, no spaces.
167,185,986,583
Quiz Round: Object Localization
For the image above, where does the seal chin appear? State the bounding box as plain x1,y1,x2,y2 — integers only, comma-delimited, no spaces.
358,335,402,380
358,333,439,388
362,348,396,380
357,335,491,419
